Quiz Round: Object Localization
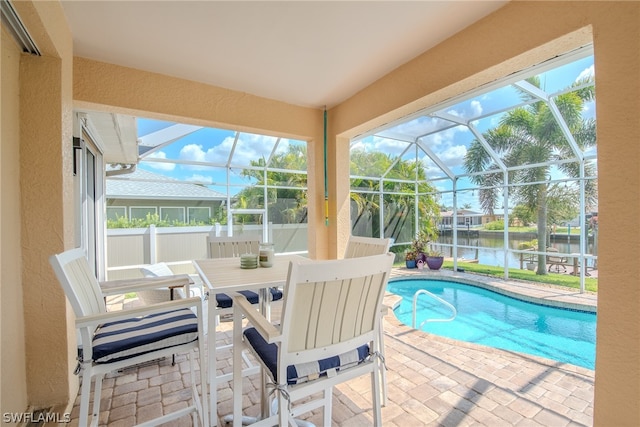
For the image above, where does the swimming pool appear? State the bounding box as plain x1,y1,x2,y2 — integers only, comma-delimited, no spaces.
387,278,596,369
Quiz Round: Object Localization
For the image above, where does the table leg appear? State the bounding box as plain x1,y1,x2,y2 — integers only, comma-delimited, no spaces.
214,290,271,425
214,288,278,424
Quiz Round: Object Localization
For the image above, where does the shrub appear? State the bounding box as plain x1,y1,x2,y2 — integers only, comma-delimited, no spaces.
107,213,213,229
484,220,504,231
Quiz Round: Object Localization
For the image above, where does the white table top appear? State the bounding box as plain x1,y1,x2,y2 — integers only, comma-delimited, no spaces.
193,254,307,294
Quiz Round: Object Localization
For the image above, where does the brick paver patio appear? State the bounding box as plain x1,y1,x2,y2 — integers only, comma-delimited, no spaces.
66,269,596,426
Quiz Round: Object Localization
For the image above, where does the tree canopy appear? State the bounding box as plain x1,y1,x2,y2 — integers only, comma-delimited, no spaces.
350,149,441,245
237,144,308,225
464,76,597,274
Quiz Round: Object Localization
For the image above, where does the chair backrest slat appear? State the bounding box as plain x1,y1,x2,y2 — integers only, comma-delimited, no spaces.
344,236,391,259
207,235,261,258
50,248,106,318
281,253,394,358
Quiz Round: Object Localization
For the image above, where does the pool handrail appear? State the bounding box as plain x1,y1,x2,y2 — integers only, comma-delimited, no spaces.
412,289,457,330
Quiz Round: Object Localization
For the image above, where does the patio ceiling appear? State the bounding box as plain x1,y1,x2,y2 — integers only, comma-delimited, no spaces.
61,1,507,109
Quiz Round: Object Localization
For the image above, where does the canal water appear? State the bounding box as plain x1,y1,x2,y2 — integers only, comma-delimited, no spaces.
435,233,597,269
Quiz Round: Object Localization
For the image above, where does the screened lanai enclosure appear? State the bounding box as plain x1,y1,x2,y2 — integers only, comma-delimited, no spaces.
105,46,597,290
350,46,597,291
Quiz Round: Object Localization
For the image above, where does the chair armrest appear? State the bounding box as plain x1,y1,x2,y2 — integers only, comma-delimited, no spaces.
233,295,280,343
99,275,192,296
76,296,202,329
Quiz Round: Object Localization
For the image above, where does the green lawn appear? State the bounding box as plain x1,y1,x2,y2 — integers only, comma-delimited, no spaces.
393,258,597,293
441,260,598,292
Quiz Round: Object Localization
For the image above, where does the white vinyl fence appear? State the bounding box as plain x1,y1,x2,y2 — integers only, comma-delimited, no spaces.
106,223,308,280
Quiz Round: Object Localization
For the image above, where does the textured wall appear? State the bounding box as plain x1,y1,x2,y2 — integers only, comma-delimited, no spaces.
1,27,28,416
13,0,76,409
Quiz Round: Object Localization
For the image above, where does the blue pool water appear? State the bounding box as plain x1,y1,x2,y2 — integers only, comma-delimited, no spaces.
388,279,596,369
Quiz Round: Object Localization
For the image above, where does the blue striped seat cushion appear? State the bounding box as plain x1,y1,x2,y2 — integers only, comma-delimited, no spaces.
243,327,370,385
216,288,283,309
91,308,198,364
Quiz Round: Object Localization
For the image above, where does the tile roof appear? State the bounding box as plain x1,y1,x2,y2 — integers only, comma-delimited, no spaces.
106,168,225,200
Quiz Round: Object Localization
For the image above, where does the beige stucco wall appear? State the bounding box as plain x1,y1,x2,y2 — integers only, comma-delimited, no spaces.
2,1,638,425
1,27,28,417
4,0,77,412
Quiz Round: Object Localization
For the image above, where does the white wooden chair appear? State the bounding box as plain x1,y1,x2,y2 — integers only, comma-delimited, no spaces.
231,253,394,427
49,249,208,427
344,235,391,258
206,234,261,258
206,234,284,405
206,234,283,318
344,235,392,405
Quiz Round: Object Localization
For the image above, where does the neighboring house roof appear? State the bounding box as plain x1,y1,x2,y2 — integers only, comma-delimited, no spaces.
106,168,225,201
440,210,484,217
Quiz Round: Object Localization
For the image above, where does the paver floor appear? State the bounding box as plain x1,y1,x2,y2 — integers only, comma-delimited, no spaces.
65,268,596,426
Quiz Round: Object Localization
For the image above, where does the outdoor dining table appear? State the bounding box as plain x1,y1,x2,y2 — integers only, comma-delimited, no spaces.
192,253,307,424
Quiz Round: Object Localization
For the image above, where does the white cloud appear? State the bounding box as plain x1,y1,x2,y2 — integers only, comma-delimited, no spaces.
227,134,280,165
374,137,410,156
350,140,367,152
421,144,467,177
439,145,468,168
144,151,175,171
178,140,236,168
577,65,595,81
391,116,441,139
351,136,410,157
180,144,207,162
179,134,281,168
273,139,292,156
185,174,214,185
445,99,483,123
470,100,483,117
419,122,466,153
424,163,444,177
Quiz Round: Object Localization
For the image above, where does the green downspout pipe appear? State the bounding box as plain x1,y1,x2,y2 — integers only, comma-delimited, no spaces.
324,107,329,226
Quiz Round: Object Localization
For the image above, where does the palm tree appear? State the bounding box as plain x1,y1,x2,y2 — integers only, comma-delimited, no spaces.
236,145,308,224
350,149,440,244
464,76,596,274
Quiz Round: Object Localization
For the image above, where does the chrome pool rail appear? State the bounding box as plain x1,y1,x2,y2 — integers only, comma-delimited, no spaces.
412,289,457,330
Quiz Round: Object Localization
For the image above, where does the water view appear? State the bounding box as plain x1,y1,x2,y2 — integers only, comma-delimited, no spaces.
433,233,597,270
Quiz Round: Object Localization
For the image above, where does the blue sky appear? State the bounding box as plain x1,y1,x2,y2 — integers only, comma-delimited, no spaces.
136,55,595,209
351,55,596,211
137,123,305,194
